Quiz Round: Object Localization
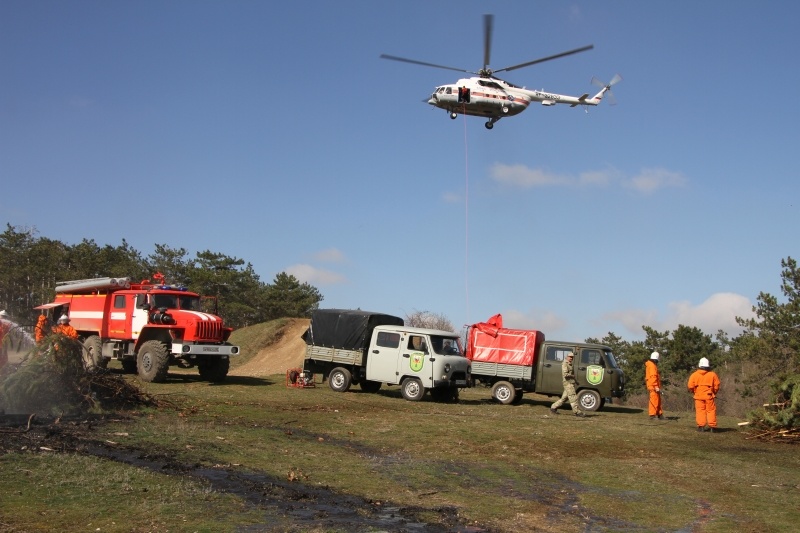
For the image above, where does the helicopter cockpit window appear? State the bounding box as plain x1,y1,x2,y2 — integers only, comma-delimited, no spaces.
445,87,452,94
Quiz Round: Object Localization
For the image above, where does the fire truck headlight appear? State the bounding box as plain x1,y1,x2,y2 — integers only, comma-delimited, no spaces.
444,363,451,373
231,346,239,355
182,345,191,353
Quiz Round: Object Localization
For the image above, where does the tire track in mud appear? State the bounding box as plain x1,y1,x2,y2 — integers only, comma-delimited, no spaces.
0,416,485,533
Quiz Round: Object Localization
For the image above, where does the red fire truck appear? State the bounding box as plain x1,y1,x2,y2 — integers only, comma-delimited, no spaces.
35,276,239,383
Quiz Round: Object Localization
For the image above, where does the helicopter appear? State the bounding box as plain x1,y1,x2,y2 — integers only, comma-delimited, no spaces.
380,14,621,129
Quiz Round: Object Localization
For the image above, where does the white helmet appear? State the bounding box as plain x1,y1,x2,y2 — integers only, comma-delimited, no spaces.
0,310,7,318
699,357,710,369
58,314,70,324
650,351,660,361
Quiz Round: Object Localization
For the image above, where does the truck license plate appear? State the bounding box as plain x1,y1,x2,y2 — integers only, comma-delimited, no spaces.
455,380,467,386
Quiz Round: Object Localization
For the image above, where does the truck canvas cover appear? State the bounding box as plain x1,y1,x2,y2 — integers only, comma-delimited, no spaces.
467,314,544,366
302,309,404,351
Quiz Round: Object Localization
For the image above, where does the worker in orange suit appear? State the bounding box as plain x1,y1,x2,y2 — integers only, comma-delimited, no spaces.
688,357,721,433
645,351,664,419
53,314,78,339
35,313,50,343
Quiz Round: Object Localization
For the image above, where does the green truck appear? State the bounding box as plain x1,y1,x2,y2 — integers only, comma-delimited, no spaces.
466,316,625,411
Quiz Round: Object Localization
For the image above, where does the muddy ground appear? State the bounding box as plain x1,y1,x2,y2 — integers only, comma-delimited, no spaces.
0,414,486,532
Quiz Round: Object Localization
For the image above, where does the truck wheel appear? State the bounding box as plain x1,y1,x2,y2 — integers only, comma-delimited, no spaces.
578,389,602,412
137,340,170,383
198,357,230,383
400,377,425,401
328,367,352,392
360,380,382,393
512,389,523,405
83,335,108,369
492,381,516,405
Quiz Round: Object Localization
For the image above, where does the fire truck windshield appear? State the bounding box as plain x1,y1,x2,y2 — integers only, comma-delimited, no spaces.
151,294,177,309
179,296,201,311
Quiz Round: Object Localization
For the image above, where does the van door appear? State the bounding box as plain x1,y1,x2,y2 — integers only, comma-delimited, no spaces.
537,343,574,394
576,347,609,395
399,334,434,388
366,329,403,384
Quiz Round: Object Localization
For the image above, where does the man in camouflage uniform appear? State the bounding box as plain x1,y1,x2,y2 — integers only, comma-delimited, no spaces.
549,352,585,417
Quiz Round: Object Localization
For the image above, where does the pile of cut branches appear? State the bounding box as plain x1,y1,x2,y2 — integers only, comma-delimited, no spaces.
0,335,156,416
745,373,800,443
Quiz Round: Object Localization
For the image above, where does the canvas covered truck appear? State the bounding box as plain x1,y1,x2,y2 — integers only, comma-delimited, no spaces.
35,276,239,383
466,314,625,411
302,309,471,402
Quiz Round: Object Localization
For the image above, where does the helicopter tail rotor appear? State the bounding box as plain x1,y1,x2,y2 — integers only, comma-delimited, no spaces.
591,74,622,105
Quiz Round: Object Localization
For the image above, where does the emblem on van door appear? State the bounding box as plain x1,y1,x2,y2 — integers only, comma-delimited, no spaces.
410,352,424,372
586,365,604,385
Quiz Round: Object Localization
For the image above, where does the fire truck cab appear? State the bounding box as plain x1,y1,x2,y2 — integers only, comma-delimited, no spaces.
36,276,239,383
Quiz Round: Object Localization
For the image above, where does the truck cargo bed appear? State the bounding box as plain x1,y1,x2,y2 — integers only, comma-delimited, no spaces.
305,345,363,366
472,361,533,381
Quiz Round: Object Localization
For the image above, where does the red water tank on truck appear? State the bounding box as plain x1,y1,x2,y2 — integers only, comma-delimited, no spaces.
466,314,625,411
35,276,239,383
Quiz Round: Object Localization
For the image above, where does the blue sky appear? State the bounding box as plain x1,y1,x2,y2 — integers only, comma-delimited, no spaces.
2,1,798,342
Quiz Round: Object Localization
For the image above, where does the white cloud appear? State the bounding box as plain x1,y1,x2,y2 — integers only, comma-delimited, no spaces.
285,263,347,285
490,164,571,188
313,248,346,263
604,292,754,339
489,163,686,195
623,167,687,194
442,191,462,203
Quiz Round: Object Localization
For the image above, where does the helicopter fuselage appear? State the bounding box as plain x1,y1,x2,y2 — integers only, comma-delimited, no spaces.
427,76,612,129
428,77,530,119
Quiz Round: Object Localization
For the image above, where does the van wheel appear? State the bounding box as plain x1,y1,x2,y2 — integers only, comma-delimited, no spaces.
360,380,382,393
328,367,352,392
401,377,425,401
137,340,170,383
492,381,516,405
578,389,602,412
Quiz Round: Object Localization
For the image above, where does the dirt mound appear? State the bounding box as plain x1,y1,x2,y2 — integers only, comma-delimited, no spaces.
231,318,309,378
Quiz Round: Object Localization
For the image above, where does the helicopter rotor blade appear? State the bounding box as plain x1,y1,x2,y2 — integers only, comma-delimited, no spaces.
379,54,473,74
483,14,494,74
493,44,594,74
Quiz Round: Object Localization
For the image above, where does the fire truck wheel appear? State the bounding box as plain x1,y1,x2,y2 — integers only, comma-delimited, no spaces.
328,367,352,393
400,377,425,402
83,335,107,369
359,380,382,393
491,381,516,405
137,340,170,383
198,358,230,383
577,389,602,412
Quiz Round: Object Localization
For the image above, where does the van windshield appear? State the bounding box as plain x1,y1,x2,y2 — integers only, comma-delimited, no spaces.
431,336,464,356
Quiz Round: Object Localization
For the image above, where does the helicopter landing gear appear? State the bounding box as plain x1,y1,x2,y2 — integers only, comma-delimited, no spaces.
485,117,500,130
450,112,458,120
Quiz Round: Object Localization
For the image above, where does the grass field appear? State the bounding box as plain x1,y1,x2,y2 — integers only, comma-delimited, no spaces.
2,372,798,532
1,322,798,532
